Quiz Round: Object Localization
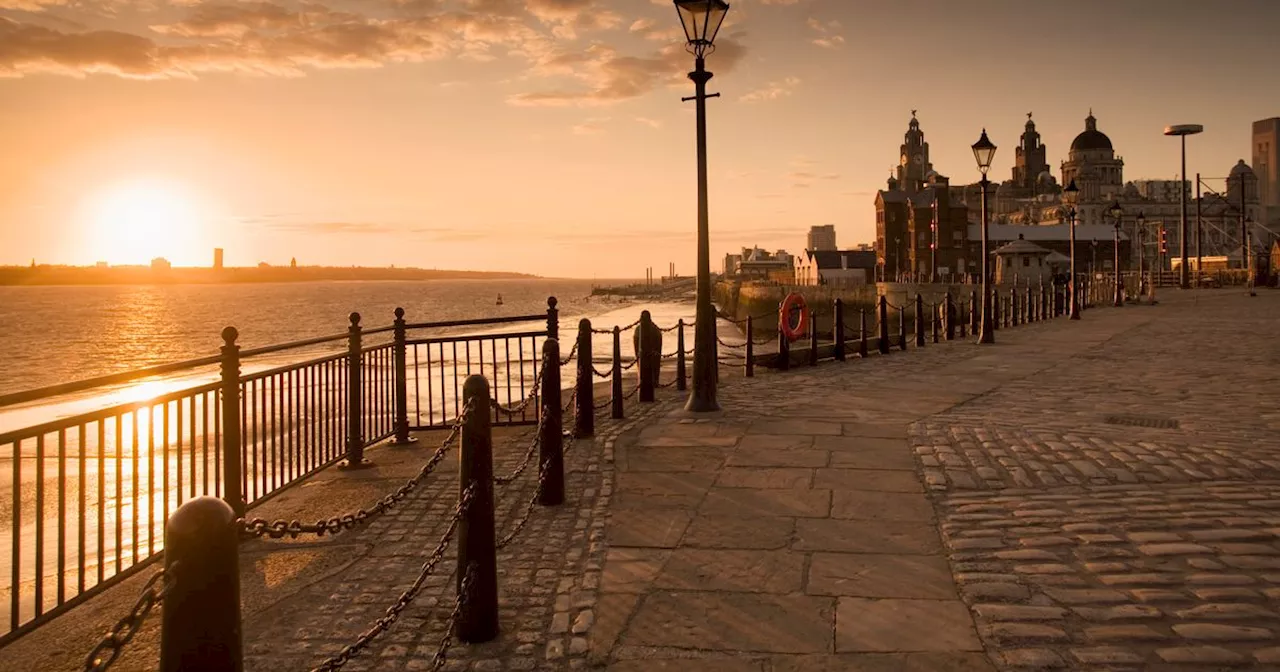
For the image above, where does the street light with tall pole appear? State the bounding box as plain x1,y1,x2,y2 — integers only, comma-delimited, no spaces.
1246,223,1257,297
972,129,997,344
674,0,730,413
1164,124,1204,289
1109,201,1124,306
1064,179,1081,320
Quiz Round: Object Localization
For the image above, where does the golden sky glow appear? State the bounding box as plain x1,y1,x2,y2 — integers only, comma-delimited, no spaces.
1,0,1278,277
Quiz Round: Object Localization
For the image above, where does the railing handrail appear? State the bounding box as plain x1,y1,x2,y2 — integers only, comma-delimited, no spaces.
0,313,549,410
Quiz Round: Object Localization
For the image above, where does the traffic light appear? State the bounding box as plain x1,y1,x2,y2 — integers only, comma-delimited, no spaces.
1159,228,1168,254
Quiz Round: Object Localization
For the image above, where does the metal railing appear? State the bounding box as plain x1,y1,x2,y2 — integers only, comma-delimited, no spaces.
0,300,559,645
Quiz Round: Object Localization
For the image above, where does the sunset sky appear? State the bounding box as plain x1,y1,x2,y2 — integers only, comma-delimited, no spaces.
2,0,1277,278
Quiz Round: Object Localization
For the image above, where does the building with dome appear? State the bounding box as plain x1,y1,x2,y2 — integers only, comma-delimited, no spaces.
873,110,1271,281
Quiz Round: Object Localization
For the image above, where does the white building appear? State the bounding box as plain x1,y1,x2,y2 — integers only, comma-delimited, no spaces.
795,249,878,286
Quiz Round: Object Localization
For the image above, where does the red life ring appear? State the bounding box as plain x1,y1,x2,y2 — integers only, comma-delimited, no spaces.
779,293,809,342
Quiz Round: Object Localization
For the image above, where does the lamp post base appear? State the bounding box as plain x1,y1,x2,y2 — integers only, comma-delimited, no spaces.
684,394,721,413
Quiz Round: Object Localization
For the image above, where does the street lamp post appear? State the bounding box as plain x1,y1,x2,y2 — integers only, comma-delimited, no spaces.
972,129,997,344
930,201,938,284
1246,224,1257,297
1109,201,1124,307
674,0,730,413
1164,124,1204,289
894,236,901,281
1064,179,1080,320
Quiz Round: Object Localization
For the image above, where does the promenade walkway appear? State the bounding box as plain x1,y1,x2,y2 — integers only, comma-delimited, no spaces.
8,290,1277,671
598,290,1280,671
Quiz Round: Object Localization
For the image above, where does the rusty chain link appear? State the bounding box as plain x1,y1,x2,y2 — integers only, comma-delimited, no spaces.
618,358,638,372
558,340,579,366
84,563,178,672
495,411,545,486
428,564,476,672
309,486,475,672
590,317,641,335
240,401,473,541
590,363,613,378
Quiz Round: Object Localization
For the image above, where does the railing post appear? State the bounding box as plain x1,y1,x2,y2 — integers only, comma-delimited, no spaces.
744,317,755,378
391,308,415,446
458,375,498,643
898,307,908,351
969,290,978,335
1010,288,1019,327
944,292,955,341
546,297,559,341
341,313,371,470
931,299,940,344
161,497,243,672
676,319,689,389
574,320,593,438
777,322,790,371
610,327,624,419
877,296,889,355
539,340,564,506
219,327,244,518
808,310,819,366
833,299,846,361
858,308,868,357
915,294,926,347
638,311,655,403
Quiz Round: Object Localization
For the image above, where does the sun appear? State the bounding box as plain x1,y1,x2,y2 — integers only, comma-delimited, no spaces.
84,178,206,266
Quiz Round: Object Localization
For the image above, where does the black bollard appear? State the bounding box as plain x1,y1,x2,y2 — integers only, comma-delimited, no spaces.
833,299,846,362
539,340,564,506
744,317,754,378
546,297,559,341
969,290,979,335
808,312,819,367
458,375,499,643
915,294,926,347
610,327,623,420
676,319,688,389
161,497,243,672
638,311,655,403
944,293,955,341
574,319,593,438
777,325,790,371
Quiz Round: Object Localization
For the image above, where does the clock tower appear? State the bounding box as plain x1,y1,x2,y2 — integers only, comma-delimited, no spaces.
895,110,933,195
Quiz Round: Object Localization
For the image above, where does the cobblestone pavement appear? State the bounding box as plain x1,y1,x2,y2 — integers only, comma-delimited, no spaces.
595,290,1280,670
238,395,672,672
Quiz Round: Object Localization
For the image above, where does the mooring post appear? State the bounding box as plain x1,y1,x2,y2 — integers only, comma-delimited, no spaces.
458,375,498,643
218,327,244,518
877,296,890,355
743,317,754,378
833,299,846,362
915,294,926,347
610,327,623,419
777,320,790,371
638,311,655,403
676,319,689,388
160,497,243,672
539,340,564,506
340,313,371,469
391,308,415,446
574,319,593,438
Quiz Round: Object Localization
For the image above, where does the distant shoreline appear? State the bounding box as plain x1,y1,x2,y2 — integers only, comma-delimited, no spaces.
0,265,539,286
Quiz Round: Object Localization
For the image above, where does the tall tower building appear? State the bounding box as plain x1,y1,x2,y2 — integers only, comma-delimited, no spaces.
895,111,933,195
806,225,837,251
1012,113,1049,192
1253,118,1279,208
213,247,224,270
